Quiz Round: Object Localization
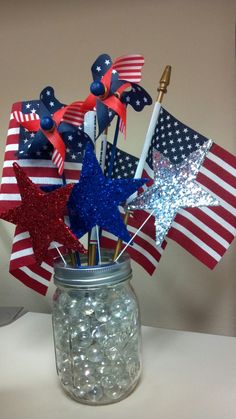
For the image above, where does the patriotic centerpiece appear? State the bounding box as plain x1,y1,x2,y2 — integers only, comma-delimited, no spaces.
0,53,235,406
0,54,235,296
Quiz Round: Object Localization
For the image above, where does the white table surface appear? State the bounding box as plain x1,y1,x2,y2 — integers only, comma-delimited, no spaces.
1,312,236,419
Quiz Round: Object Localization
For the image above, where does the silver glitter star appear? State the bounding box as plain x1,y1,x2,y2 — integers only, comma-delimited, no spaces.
127,140,219,246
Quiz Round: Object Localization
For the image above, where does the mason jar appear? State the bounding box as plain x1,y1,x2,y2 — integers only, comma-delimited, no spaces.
52,251,141,405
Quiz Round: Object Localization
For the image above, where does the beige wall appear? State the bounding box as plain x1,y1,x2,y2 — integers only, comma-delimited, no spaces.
0,0,235,335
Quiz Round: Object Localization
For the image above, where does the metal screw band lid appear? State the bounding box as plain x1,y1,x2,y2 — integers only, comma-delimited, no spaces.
53,250,132,288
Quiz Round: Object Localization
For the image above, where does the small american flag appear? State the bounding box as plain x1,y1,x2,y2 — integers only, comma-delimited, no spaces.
101,143,166,274
0,100,87,295
147,107,236,269
102,107,235,272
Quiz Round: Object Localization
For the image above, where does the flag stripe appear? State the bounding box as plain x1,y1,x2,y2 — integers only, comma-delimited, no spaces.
196,175,236,215
19,266,51,286
202,206,236,233
127,227,162,261
170,222,222,261
10,268,49,295
173,212,227,255
198,169,236,201
101,232,160,275
184,207,235,242
203,156,236,187
210,143,236,169
13,231,30,243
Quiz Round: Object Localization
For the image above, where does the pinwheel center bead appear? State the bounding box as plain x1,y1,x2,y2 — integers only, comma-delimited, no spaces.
90,81,106,97
40,116,55,131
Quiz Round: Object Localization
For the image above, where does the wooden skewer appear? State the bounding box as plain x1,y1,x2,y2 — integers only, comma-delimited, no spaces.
88,127,108,266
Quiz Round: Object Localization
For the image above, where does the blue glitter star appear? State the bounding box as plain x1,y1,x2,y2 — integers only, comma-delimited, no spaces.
68,143,147,242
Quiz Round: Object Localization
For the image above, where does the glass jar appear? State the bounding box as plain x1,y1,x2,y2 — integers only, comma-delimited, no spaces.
52,250,141,405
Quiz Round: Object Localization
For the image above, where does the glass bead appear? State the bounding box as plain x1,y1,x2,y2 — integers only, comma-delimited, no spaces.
91,324,108,342
72,354,86,367
72,387,86,400
86,384,104,403
94,302,110,322
86,344,104,363
72,331,93,349
95,362,111,376
74,374,96,389
101,374,115,389
104,385,124,400
54,327,70,350
105,346,121,361
77,296,97,316
117,373,131,390
127,359,141,380
110,300,127,319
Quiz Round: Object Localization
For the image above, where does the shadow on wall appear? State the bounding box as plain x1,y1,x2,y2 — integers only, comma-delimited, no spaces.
158,243,236,336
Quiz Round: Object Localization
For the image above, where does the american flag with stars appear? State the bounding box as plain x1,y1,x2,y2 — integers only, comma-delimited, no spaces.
0,98,88,295
102,107,236,272
146,107,235,269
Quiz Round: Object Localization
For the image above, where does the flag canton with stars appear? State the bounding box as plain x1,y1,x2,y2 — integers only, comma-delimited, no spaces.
104,142,138,179
147,107,208,168
18,99,88,163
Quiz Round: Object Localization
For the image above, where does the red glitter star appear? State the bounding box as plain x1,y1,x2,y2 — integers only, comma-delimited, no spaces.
0,163,86,264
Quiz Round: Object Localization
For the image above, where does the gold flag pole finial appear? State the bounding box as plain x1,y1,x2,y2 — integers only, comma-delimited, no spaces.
112,65,172,261
156,65,171,103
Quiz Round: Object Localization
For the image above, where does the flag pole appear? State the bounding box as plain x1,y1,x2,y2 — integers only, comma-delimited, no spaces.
83,111,100,266
112,65,172,260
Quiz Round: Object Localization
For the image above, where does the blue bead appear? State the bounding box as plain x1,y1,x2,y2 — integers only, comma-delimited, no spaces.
90,81,105,97
40,116,54,131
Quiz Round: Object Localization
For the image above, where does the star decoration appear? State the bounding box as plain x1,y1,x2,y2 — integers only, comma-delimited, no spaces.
68,143,147,242
0,163,86,264
127,142,219,246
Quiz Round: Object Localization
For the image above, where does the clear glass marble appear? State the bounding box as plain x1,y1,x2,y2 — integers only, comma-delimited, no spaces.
52,251,141,405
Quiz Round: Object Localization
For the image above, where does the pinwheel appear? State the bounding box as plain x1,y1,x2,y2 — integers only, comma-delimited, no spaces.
62,54,152,138
13,86,91,176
